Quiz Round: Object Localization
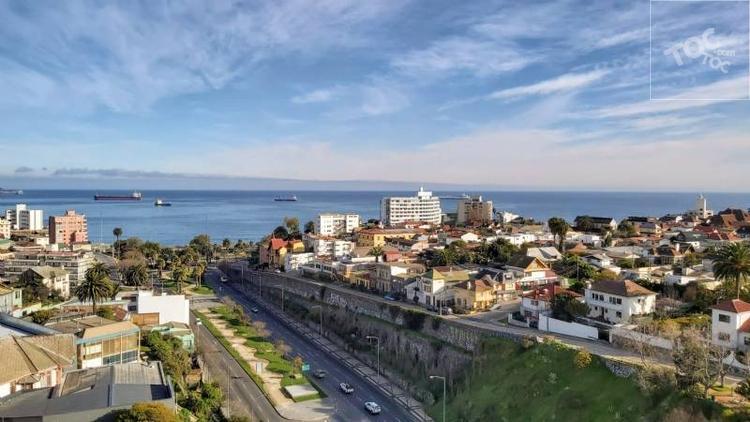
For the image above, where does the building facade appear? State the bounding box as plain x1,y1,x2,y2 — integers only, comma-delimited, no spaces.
4,204,44,231
3,251,95,283
315,213,360,236
0,218,10,239
456,196,494,226
380,187,442,225
49,210,88,245
585,280,657,324
23,266,71,298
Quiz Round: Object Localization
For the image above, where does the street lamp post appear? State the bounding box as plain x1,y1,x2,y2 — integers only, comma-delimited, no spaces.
366,335,380,377
311,305,323,336
429,375,446,422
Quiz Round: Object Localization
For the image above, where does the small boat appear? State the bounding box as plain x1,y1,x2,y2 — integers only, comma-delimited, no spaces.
154,198,172,207
274,195,298,202
94,191,142,201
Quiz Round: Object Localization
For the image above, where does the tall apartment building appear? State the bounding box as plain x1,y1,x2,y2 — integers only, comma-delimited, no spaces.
4,204,43,231
0,218,10,239
380,187,442,225
456,195,494,225
315,213,360,236
3,250,95,283
49,210,88,245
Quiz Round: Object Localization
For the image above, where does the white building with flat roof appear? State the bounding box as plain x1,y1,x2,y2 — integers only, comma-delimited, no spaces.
380,187,442,225
315,213,360,236
4,204,43,231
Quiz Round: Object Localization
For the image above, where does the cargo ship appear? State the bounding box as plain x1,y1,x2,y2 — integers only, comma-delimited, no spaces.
94,191,142,201
0,188,23,195
274,195,297,202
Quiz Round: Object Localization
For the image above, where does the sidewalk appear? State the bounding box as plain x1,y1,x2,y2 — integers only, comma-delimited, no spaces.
235,284,433,422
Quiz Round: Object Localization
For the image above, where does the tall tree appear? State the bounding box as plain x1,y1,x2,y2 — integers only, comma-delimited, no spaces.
193,260,207,288
77,262,113,314
369,246,384,263
547,217,570,252
189,234,212,260
284,216,300,237
124,263,149,288
713,242,750,299
172,265,189,294
304,220,315,234
112,227,123,259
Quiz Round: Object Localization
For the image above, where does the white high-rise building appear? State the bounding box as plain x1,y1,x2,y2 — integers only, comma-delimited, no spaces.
315,213,360,236
380,187,442,225
4,204,43,231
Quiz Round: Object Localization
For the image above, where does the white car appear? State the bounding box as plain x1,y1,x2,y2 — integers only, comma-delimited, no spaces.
340,383,354,394
220,276,228,282
364,401,381,415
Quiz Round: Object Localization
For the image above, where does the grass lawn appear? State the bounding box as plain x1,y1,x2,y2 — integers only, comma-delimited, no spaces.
191,285,214,295
430,338,680,421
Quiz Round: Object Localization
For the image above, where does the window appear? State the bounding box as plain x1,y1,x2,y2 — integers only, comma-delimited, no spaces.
718,332,731,341
719,314,731,323
616,311,622,318
745,337,750,346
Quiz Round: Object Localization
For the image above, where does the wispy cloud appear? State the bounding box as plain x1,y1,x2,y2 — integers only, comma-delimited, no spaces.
291,88,339,104
489,70,609,100
14,166,34,174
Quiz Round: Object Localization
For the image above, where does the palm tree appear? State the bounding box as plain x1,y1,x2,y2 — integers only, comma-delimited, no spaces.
369,246,384,263
713,243,750,299
156,257,166,281
112,227,123,259
548,217,570,252
172,265,189,294
77,263,113,314
194,261,207,288
125,263,149,288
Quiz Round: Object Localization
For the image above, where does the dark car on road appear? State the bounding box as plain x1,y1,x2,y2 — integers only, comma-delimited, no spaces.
313,369,327,379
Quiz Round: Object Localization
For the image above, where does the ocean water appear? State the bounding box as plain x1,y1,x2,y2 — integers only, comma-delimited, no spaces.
1,190,749,246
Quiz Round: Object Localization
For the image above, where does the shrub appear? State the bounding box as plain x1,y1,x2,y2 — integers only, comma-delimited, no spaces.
96,306,114,319
736,377,750,399
114,402,178,422
30,309,55,324
520,336,535,350
573,350,592,369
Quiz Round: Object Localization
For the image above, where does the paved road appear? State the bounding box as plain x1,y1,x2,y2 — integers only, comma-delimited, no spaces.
207,270,417,422
193,310,284,421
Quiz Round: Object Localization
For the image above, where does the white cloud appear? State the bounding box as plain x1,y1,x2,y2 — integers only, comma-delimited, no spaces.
291,89,339,104
0,0,407,112
489,70,609,100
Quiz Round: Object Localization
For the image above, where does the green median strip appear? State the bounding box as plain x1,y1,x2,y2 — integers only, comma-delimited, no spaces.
193,310,273,403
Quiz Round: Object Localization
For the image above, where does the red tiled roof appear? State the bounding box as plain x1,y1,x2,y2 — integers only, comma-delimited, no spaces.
712,299,750,314
739,319,750,333
523,284,580,302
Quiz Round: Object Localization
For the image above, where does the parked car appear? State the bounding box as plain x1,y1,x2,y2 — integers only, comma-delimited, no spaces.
220,276,228,282
313,369,327,379
340,383,354,394
383,295,396,301
251,307,259,313
364,401,382,415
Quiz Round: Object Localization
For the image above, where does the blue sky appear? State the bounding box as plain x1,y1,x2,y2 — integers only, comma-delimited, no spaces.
1,0,749,191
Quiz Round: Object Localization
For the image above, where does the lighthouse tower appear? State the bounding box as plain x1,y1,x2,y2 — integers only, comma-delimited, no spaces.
693,194,713,219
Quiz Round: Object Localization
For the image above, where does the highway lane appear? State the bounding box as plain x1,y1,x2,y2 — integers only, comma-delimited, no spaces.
207,270,416,422
193,311,283,421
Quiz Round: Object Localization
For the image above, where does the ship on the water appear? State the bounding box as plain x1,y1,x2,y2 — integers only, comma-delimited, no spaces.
154,198,172,207
274,195,298,202
0,188,23,195
94,191,142,201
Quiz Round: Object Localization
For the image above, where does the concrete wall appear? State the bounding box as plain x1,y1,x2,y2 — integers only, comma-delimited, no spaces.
538,315,599,340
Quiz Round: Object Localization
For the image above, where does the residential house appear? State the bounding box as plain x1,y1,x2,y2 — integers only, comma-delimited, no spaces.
356,228,416,248
583,254,621,274
585,280,657,324
260,238,305,268
22,266,71,298
0,284,22,314
504,255,557,289
574,216,617,232
0,334,76,398
439,230,479,245
306,235,355,258
384,237,429,254
521,283,582,322
373,262,425,294
48,316,140,369
124,290,190,326
409,266,470,309
525,247,562,264
315,213,360,236
711,299,750,351
284,252,315,272
453,277,500,312
0,361,175,421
